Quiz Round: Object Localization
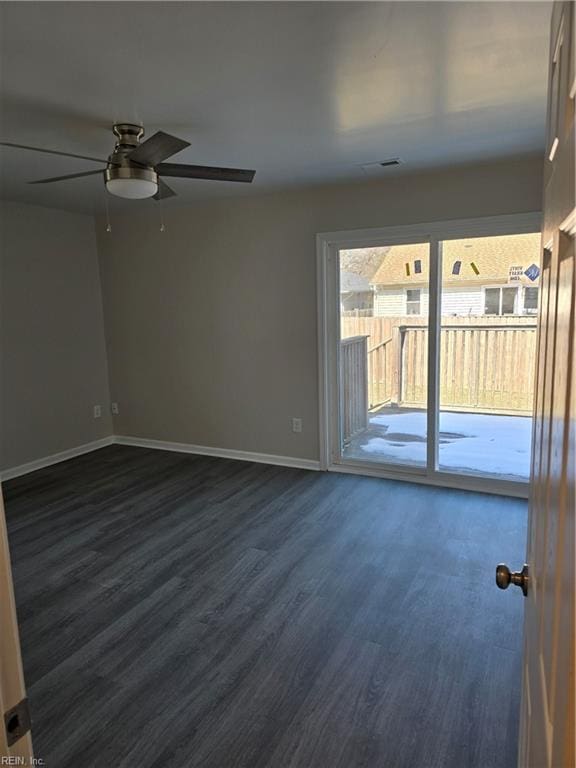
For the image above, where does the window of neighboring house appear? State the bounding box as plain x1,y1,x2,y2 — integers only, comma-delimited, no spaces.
484,288,500,315
501,287,517,314
406,289,421,315
523,286,539,314
484,286,518,315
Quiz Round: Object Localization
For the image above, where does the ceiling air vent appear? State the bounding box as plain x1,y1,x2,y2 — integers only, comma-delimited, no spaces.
360,159,403,175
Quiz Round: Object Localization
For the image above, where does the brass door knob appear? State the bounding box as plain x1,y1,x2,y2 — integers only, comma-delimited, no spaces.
496,563,529,597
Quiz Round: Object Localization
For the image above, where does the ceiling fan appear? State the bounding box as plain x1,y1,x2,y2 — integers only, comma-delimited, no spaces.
0,123,256,200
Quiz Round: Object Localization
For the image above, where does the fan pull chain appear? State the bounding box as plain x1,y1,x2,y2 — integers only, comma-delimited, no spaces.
104,190,112,233
159,197,166,232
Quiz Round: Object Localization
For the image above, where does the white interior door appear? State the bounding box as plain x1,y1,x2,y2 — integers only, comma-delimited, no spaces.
516,3,575,765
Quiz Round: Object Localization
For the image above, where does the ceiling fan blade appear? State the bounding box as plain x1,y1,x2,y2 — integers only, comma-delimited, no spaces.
153,178,177,200
157,163,255,183
0,141,110,164
29,169,104,184
128,131,190,166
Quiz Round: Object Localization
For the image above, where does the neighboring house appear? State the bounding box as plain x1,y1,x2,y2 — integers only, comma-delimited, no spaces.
339,247,389,313
340,271,374,313
370,233,541,317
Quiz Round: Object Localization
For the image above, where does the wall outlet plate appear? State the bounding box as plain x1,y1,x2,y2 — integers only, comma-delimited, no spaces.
292,417,303,433
111,402,119,415
93,405,102,419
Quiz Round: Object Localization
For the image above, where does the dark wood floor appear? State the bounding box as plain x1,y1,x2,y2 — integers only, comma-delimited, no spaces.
3,445,527,768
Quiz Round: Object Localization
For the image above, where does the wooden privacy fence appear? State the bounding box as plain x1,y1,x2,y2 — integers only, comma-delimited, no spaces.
340,336,368,443
341,316,538,414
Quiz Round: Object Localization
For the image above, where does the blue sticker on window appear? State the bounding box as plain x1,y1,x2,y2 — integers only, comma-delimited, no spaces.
524,264,540,281
414,259,422,274
452,260,461,275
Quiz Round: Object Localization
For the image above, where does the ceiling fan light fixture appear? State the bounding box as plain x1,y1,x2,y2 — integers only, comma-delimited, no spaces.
105,165,158,199
106,178,158,199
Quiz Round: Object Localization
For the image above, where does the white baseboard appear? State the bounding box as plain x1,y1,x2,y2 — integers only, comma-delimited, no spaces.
1,434,321,482
0,436,115,482
114,435,321,472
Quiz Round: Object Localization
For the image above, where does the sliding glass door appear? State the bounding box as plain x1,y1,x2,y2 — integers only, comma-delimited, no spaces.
437,233,541,482
322,215,542,493
339,241,430,470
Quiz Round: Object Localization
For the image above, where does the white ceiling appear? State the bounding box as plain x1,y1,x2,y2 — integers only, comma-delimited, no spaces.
0,1,551,215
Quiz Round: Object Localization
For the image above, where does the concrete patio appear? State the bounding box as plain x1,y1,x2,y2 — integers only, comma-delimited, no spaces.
342,408,532,481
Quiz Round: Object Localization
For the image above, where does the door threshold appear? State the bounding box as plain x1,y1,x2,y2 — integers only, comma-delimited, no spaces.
328,461,529,499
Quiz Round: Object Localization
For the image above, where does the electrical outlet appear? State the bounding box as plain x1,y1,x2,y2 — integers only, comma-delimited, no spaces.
111,402,119,415
93,405,102,419
292,417,303,433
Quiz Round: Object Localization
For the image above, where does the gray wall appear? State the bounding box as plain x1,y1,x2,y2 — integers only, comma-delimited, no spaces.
1,202,112,470
97,154,543,461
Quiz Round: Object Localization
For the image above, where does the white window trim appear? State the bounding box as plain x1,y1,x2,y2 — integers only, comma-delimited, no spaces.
317,211,542,498
405,288,422,315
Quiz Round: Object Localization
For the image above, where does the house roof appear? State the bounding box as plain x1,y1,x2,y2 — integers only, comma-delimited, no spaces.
340,271,371,293
339,248,390,282
370,233,541,287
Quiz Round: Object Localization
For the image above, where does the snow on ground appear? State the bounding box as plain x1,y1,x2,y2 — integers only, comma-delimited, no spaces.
348,410,532,480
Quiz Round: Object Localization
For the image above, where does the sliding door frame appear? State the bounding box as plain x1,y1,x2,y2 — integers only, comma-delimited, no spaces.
317,212,542,498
